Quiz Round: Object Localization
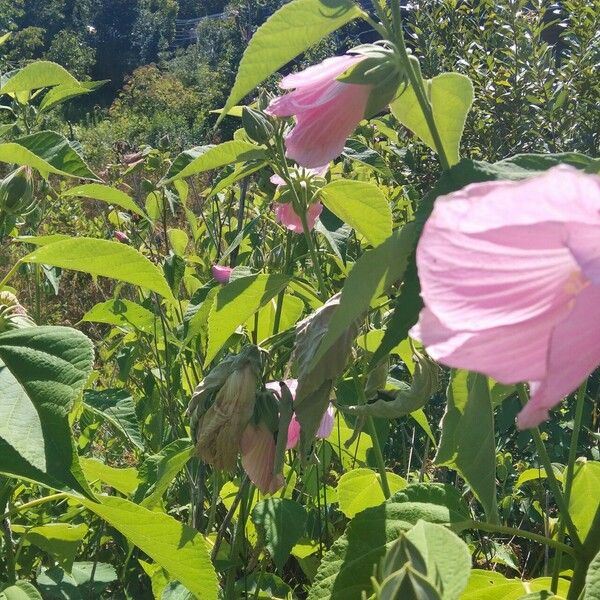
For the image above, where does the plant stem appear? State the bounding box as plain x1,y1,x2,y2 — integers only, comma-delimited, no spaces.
390,0,451,171
0,493,69,522
455,520,575,557
355,376,391,498
552,380,587,591
517,385,584,554
272,231,293,335
299,209,328,301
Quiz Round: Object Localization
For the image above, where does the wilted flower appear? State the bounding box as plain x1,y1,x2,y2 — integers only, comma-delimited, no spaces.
410,165,600,429
0,166,35,216
267,54,372,169
241,422,285,495
188,346,261,471
212,264,233,284
266,379,336,449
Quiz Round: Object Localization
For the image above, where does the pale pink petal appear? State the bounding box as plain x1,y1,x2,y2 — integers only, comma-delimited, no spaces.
241,423,284,495
286,416,301,450
270,174,286,186
316,404,336,439
266,379,298,398
212,265,232,284
567,223,600,285
283,84,371,168
518,284,600,428
410,306,564,384
279,55,363,90
274,201,323,233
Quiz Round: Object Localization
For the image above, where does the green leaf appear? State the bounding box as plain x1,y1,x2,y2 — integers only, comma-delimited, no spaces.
37,561,117,599
337,468,407,518
343,139,392,177
326,413,373,469
461,571,569,600
0,131,99,180
81,299,155,333
21,237,175,302
219,0,362,120
14,523,88,571
0,61,79,94
0,326,94,496
63,183,146,217
163,141,266,182
205,274,290,364
403,521,471,600
77,495,218,600
311,224,417,367
308,484,469,599
568,460,600,542
83,389,144,450
320,180,392,246
435,370,498,522
80,458,140,496
0,581,43,600
134,439,194,509
584,548,600,600
251,498,308,570
39,80,107,112
246,294,304,342
391,73,474,167
515,466,563,489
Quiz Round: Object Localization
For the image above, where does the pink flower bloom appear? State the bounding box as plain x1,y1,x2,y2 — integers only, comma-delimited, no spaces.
274,201,323,234
241,423,285,495
410,165,600,429
114,230,129,243
267,54,371,169
266,380,336,448
212,265,232,284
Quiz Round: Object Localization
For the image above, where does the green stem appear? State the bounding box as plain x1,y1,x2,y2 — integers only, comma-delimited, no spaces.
355,377,390,498
517,385,584,554
455,520,576,557
390,0,451,171
299,209,328,301
552,380,587,592
272,231,293,335
0,493,68,522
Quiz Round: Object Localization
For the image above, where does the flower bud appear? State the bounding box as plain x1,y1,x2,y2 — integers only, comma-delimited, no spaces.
0,166,35,216
242,106,274,145
0,291,35,333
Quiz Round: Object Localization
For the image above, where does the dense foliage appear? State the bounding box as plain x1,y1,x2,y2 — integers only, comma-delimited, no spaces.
0,1,599,599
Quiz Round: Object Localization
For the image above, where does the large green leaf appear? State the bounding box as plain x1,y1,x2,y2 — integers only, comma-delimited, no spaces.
0,131,98,180
252,498,308,570
402,521,471,600
80,458,140,496
134,439,194,509
435,370,498,522
311,223,417,367
63,183,146,217
0,61,79,94
584,548,600,600
308,484,469,599
77,495,218,600
219,0,362,120
0,581,42,600
0,326,93,496
39,80,107,112
391,73,474,167
12,523,88,571
81,299,155,333
320,180,392,246
21,238,175,302
337,468,407,518
569,460,600,542
37,561,117,599
205,274,289,364
461,570,569,600
163,141,266,182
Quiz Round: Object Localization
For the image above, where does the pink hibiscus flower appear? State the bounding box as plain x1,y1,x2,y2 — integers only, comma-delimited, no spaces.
212,264,233,284
266,380,336,448
411,165,600,428
267,54,371,169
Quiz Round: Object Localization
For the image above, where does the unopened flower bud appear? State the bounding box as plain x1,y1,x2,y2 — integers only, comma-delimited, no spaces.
242,106,274,145
0,291,35,332
0,166,35,216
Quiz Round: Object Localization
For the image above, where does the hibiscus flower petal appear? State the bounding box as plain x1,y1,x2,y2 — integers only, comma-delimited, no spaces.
241,424,284,495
